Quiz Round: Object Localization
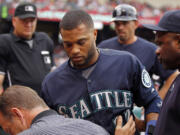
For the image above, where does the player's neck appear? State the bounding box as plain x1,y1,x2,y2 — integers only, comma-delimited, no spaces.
70,48,99,69
119,36,137,45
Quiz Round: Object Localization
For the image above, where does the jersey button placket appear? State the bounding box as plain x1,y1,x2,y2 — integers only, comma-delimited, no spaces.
87,79,92,92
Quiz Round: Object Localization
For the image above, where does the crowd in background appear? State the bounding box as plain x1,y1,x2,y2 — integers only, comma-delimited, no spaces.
1,0,180,17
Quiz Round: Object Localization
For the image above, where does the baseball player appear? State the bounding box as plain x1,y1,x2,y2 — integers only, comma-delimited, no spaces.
143,10,180,135
98,4,178,100
42,10,162,135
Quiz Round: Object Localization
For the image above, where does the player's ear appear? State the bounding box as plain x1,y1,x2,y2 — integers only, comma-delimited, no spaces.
134,20,139,29
175,34,180,49
177,34,180,43
93,29,98,41
11,108,24,124
12,17,16,28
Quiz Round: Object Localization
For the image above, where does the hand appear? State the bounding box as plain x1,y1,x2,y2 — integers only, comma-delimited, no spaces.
145,120,157,135
135,116,146,131
115,115,136,135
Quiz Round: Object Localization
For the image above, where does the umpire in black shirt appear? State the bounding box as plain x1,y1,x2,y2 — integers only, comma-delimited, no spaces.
0,2,54,96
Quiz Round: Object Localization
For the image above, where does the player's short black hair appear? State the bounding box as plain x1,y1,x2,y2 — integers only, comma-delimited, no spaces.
60,9,94,31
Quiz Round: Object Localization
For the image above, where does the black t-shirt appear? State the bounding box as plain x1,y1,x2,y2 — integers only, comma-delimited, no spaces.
154,74,180,135
0,32,54,95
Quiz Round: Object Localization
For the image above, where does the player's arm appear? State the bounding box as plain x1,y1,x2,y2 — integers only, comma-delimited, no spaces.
134,116,146,131
143,94,161,135
132,56,161,133
134,111,158,133
145,112,158,134
135,103,159,133
115,115,135,135
134,67,161,133
158,70,179,100
0,74,5,95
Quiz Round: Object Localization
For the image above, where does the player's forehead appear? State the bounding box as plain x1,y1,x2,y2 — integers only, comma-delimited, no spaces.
61,23,91,33
61,24,92,41
114,20,135,25
155,32,177,41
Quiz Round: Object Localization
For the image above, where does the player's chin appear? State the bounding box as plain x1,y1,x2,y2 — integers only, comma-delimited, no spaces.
22,33,33,39
162,61,175,70
72,60,85,67
72,58,83,64
118,35,127,42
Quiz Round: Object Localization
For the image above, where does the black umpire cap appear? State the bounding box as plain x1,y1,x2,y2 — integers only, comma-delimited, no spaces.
112,4,138,21
14,2,37,19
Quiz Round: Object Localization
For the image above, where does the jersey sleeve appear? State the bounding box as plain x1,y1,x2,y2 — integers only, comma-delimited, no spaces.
41,77,54,109
133,58,162,115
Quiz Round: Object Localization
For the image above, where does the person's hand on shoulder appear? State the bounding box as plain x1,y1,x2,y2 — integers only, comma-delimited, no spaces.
115,115,135,135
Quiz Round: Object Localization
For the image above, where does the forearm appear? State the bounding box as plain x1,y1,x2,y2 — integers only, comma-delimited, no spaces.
135,117,146,131
143,94,161,134
145,112,158,123
135,112,159,132
145,113,158,135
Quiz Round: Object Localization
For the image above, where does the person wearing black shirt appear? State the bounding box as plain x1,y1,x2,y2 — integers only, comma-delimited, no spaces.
0,2,54,96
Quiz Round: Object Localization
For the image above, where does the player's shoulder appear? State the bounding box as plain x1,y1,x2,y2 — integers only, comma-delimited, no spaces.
34,32,52,41
137,37,157,49
98,48,144,73
35,31,48,37
98,37,118,47
0,33,13,50
0,33,11,40
100,48,135,56
99,48,138,62
34,32,54,47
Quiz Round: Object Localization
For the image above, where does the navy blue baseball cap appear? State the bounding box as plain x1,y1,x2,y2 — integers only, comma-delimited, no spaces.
14,2,37,19
143,10,180,33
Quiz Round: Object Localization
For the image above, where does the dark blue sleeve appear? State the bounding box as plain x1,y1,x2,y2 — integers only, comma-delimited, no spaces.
41,78,54,109
133,59,162,115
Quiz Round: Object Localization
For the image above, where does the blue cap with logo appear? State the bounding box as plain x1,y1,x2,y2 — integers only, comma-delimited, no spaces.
143,10,180,33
